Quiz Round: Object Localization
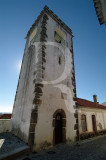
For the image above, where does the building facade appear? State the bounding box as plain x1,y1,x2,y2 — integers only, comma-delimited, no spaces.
12,6,79,151
93,0,106,25
78,95,106,140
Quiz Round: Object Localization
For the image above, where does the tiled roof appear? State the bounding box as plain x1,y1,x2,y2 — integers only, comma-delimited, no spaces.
0,114,12,119
26,5,73,38
77,98,106,110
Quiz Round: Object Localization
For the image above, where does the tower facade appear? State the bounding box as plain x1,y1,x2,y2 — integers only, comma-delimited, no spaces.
12,6,79,151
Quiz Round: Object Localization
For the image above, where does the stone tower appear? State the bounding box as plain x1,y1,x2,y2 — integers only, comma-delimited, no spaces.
12,6,79,151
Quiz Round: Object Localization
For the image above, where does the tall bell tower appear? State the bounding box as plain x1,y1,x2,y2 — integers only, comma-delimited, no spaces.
12,6,79,151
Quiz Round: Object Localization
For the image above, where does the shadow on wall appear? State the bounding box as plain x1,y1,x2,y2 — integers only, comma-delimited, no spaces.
98,123,103,130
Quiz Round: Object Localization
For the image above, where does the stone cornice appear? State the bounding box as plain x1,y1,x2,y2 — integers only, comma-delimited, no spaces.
93,0,106,25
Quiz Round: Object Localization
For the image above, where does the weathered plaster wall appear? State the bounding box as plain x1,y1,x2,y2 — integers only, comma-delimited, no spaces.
78,106,106,134
12,26,41,143
12,44,37,142
0,120,12,133
33,14,77,150
12,11,77,151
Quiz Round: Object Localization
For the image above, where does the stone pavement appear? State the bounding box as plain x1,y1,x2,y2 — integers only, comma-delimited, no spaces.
0,132,29,160
18,135,106,160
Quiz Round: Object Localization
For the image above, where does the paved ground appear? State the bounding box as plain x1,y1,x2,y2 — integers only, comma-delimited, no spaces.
1,133,106,160
0,132,28,158
18,135,106,160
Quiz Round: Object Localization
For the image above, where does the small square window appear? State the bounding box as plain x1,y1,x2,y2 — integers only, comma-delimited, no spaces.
54,27,66,46
59,56,61,64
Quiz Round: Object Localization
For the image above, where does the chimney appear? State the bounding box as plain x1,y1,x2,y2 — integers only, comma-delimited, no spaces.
93,95,97,105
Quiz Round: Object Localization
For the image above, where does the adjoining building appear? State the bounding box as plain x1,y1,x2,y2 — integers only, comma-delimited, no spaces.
12,6,78,151
78,95,106,140
102,102,106,106
0,114,12,119
93,0,106,25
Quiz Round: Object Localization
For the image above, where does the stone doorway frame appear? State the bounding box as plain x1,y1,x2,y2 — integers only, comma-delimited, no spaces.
52,109,66,145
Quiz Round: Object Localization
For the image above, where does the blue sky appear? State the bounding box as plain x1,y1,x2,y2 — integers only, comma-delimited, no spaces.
0,0,106,112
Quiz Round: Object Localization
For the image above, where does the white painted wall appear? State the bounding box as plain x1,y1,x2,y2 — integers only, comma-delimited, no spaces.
0,119,12,133
12,18,42,143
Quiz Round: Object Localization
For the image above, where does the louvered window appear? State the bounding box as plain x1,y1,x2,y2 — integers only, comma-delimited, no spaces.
54,31,65,45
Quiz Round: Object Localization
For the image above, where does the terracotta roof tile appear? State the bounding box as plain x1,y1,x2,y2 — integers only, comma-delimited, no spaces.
77,98,106,110
0,114,12,119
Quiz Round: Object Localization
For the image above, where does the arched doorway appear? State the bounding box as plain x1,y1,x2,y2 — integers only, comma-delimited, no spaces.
55,113,62,144
53,109,66,145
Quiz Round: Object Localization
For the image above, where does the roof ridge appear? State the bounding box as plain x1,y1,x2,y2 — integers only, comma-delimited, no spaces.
77,97,94,103
77,97,106,108
26,5,73,38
